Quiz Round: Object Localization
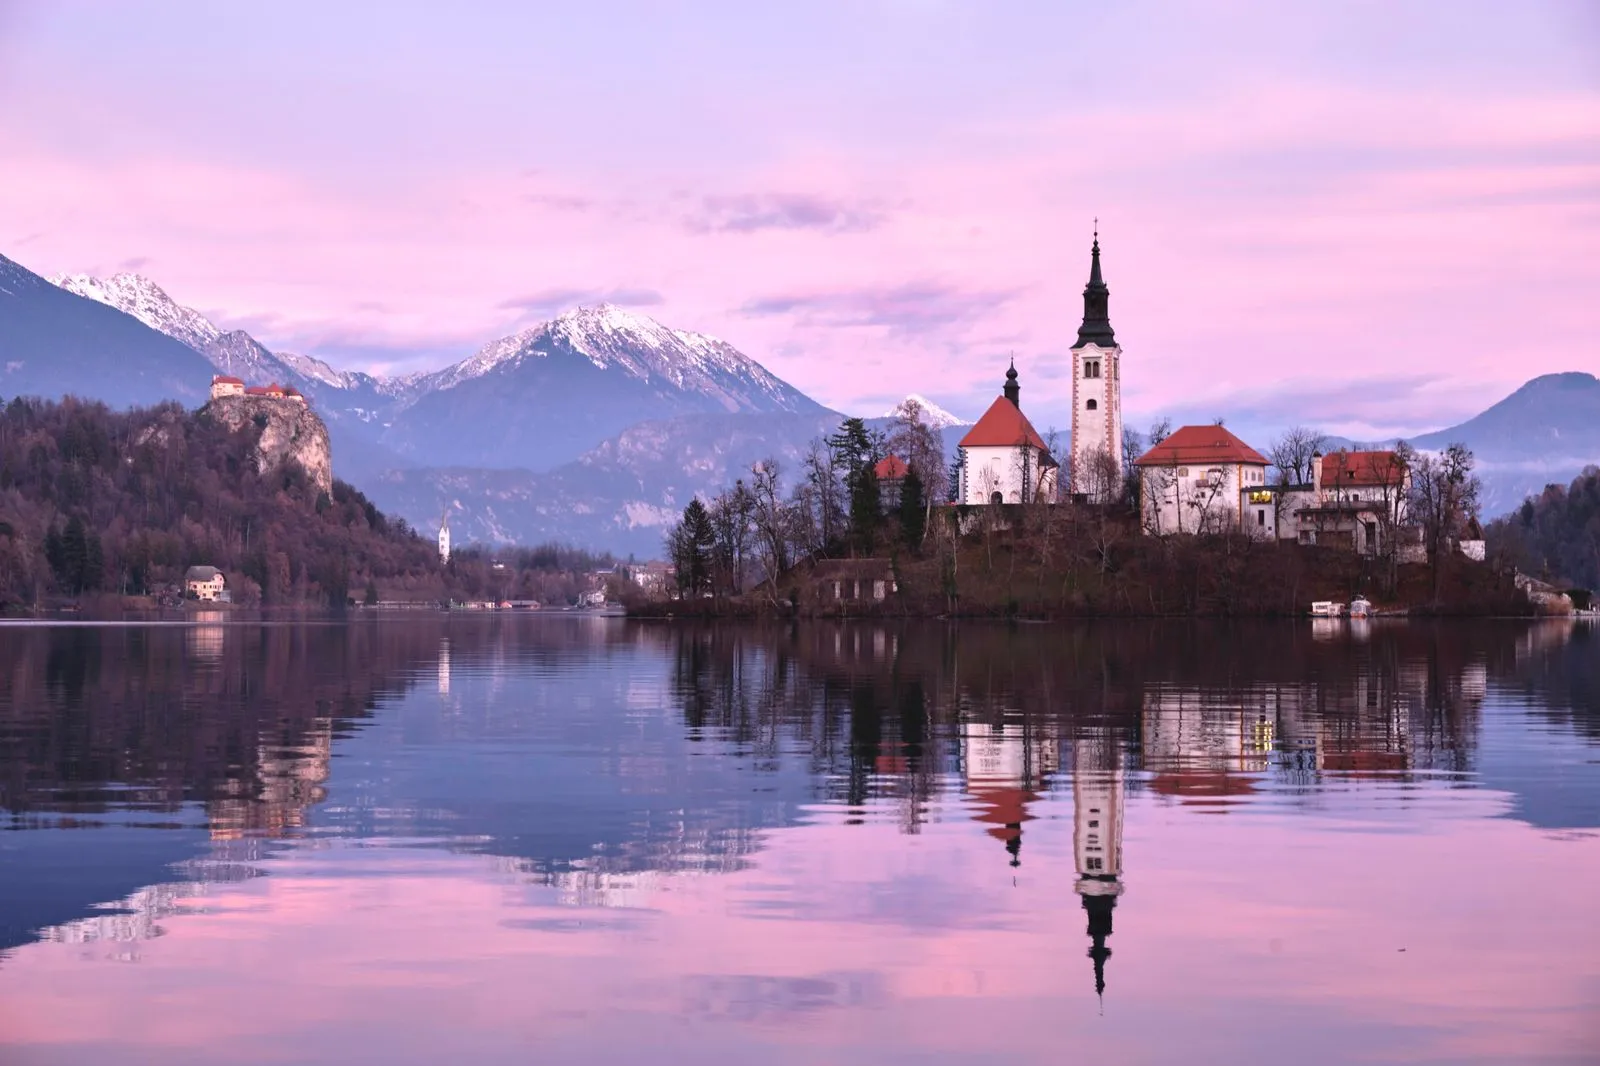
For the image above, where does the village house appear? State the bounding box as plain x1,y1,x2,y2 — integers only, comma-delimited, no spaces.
956,364,1059,506
185,565,228,602
628,560,676,595
805,559,899,609
1135,425,1271,534
873,455,910,508
1291,449,1412,555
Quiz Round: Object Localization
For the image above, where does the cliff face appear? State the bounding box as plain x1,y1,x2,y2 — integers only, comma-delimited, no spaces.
207,395,333,496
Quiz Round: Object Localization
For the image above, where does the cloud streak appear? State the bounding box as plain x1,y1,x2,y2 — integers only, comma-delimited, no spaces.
688,194,886,235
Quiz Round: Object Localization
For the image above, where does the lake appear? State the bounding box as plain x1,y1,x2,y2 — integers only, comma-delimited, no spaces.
1,617,1597,1064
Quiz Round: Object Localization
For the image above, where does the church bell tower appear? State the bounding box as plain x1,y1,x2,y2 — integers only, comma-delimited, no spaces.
1070,227,1123,502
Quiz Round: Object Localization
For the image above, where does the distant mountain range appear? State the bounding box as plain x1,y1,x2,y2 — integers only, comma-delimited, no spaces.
5,249,1596,554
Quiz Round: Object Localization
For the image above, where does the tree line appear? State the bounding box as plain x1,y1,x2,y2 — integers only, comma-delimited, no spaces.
665,401,946,598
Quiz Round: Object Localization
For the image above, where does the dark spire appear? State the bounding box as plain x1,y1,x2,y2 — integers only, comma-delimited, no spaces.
1075,227,1117,349
1082,892,1117,1000
1003,359,1020,408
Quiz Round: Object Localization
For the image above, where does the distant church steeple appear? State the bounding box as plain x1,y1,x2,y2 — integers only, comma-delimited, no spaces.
1003,360,1020,408
1075,224,1116,349
1069,224,1124,502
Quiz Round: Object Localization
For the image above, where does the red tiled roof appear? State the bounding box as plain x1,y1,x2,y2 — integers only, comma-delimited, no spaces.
958,397,1051,451
212,375,244,385
1319,450,1405,487
1135,424,1268,467
874,455,909,479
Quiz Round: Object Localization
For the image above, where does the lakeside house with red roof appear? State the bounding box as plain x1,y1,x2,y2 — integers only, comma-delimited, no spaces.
1293,448,1412,554
1134,424,1270,534
955,363,1059,505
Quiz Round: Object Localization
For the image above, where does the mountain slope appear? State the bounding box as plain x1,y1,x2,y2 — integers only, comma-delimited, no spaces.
381,304,827,468
1411,372,1600,515
0,255,216,406
369,410,846,556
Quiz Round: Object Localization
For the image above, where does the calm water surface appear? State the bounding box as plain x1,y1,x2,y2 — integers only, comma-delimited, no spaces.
1,618,1597,1064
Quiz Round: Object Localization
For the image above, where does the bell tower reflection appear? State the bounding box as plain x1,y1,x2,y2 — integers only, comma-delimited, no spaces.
959,720,1057,871
1072,734,1125,1000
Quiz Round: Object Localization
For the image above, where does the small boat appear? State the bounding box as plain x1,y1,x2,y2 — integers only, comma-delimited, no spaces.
1349,598,1373,618
1311,601,1343,617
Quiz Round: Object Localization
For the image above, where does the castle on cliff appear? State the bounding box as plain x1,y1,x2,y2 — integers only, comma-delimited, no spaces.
209,375,307,404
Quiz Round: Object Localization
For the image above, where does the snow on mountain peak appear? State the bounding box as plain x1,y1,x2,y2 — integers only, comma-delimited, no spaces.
51,271,224,353
882,394,969,429
431,302,811,414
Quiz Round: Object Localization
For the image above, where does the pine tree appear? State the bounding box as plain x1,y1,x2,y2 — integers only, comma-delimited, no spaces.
899,468,926,550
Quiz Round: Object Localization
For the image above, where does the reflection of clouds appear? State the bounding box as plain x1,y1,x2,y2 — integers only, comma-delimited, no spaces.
680,970,888,1023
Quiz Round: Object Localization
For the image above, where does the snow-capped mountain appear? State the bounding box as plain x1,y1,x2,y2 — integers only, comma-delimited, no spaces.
881,394,970,429
43,269,826,472
380,304,827,468
0,255,216,406
425,304,810,410
53,271,307,388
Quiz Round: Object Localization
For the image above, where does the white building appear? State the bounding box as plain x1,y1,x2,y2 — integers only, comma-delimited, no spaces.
956,364,1060,505
184,565,227,602
438,517,451,563
1070,231,1124,502
209,375,245,400
1135,425,1271,534
1291,450,1413,555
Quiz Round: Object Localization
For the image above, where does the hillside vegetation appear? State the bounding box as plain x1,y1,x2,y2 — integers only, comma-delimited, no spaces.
0,396,440,607
1488,466,1600,591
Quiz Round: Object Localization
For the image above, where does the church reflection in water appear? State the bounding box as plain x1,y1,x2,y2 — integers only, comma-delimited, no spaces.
2,616,1594,993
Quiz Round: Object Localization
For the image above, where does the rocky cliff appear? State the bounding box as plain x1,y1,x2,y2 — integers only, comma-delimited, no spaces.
206,395,333,496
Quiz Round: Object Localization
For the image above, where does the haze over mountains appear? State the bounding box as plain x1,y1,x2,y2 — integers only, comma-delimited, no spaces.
3,248,1596,555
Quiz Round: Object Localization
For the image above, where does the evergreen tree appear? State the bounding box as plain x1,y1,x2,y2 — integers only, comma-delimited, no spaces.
898,468,926,550
829,417,884,554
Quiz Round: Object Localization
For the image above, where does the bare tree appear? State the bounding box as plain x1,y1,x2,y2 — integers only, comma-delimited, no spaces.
1409,442,1482,603
748,458,791,584
1268,426,1328,488
886,398,948,543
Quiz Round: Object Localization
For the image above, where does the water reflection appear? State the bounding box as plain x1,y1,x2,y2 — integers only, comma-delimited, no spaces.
0,618,1597,1063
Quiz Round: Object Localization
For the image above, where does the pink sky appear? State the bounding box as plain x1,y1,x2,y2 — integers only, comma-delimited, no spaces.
1,2,1597,438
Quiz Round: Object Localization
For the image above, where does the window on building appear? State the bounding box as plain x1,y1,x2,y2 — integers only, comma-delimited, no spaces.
990,491,1003,506
1178,467,1189,478
1086,398,1097,411
1084,360,1100,379
1088,820,1099,828
1086,857,1103,871
1257,509,1266,527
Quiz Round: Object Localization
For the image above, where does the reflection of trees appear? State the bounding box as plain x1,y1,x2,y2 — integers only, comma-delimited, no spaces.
655,620,1583,822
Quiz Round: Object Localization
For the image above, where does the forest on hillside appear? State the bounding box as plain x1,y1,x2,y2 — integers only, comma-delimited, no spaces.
1488,466,1600,591
0,396,439,606
0,396,618,609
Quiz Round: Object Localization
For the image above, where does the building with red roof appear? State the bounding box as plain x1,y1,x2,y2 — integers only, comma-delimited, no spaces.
1134,424,1270,533
955,363,1059,505
873,454,910,508
209,375,245,400
1295,448,1413,554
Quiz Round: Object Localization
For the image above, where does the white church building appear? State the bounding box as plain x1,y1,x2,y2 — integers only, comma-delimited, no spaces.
955,363,1060,505
952,231,1126,508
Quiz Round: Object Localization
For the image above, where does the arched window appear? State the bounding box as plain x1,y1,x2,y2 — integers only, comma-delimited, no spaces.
990,491,1003,506
1086,398,1098,411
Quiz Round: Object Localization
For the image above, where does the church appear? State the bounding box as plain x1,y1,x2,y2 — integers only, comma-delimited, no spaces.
954,232,1124,505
